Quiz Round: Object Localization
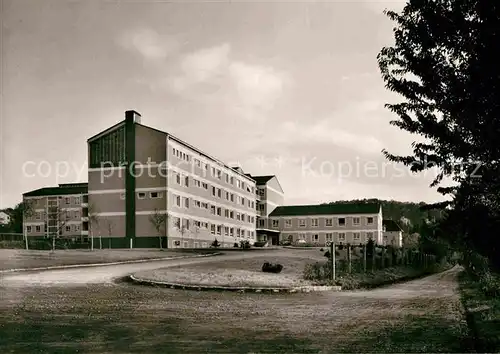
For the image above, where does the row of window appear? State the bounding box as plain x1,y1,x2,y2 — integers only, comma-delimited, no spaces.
294,231,374,242
32,210,83,220
172,216,255,239
172,171,255,209
266,216,375,228
172,194,255,224
126,192,163,200
26,224,81,233
171,147,254,193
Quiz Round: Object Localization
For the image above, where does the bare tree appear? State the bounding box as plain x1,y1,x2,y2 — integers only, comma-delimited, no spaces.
22,200,35,250
87,203,100,251
49,208,71,253
149,209,167,249
174,218,188,248
105,219,114,249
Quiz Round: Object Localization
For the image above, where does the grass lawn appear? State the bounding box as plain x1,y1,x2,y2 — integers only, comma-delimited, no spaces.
0,267,469,353
133,251,326,288
0,249,211,271
458,271,500,352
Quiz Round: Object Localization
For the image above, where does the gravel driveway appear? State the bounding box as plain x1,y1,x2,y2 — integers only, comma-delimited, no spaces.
0,250,469,353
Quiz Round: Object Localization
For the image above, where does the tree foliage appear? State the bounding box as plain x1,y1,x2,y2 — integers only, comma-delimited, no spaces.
379,0,500,271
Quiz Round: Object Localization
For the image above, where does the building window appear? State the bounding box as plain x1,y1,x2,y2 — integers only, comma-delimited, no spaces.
217,189,222,198
236,213,241,221
217,225,221,235
175,195,181,207
230,211,234,219
211,225,216,234
26,226,32,233
217,207,221,216
184,198,189,208
194,179,201,188
367,217,374,224
230,228,234,236
311,218,319,227
353,232,360,241
176,173,181,185
202,182,208,190
224,209,229,218
313,234,319,242
150,192,163,199
65,197,71,204
35,225,41,232
326,233,333,241
353,217,360,225
195,200,201,208
272,219,279,227
212,186,216,197
224,226,229,235
138,192,146,199
35,212,41,220
299,233,306,240
75,225,80,232
75,197,81,204
66,225,71,232
120,193,126,200
325,218,333,227
211,206,216,215
185,176,189,187
258,219,265,227
338,218,346,226
299,219,306,227
338,233,346,242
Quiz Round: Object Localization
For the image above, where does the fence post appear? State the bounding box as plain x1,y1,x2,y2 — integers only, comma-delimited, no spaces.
372,245,376,271
330,242,336,282
24,227,29,250
363,244,367,273
347,244,352,274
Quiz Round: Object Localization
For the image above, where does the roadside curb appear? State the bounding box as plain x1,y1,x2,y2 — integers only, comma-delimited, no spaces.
0,252,223,274
127,274,342,293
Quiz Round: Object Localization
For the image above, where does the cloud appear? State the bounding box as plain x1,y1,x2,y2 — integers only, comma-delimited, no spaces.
169,43,289,122
229,61,288,111
277,119,384,155
118,28,178,61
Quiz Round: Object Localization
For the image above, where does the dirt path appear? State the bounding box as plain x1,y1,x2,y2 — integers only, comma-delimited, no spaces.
0,254,468,353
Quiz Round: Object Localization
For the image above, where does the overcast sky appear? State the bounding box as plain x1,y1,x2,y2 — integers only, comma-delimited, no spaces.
0,0,447,209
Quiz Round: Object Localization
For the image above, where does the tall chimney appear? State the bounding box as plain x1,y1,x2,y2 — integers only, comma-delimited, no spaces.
125,110,141,124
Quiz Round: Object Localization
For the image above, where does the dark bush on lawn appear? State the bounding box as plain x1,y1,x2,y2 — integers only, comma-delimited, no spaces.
240,240,251,249
233,243,239,248
262,262,283,273
253,241,267,247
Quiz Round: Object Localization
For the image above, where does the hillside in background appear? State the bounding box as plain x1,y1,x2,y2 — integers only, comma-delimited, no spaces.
326,199,444,233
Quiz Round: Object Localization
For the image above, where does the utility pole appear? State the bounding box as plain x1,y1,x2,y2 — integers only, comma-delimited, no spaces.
330,242,336,282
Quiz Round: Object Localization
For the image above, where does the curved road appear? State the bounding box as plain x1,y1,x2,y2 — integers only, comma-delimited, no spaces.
0,251,468,353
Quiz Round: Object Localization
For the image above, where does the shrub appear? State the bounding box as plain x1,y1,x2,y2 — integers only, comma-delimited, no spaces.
479,271,500,297
210,239,221,248
262,262,283,273
233,242,239,248
253,241,267,247
240,240,251,249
